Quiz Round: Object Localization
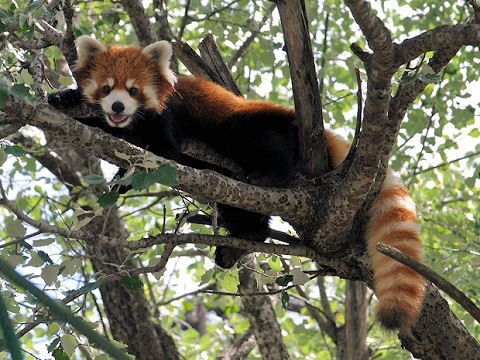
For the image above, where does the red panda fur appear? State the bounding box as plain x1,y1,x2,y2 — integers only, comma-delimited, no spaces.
325,131,425,330
50,38,426,330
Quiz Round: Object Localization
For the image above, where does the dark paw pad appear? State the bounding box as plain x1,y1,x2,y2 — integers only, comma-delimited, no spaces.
48,89,83,108
214,246,246,269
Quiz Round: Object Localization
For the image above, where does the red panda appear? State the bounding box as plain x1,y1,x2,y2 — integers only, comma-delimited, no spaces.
48,36,425,331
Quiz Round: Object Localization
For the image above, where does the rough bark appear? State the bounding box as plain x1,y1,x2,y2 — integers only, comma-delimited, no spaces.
239,265,291,360
275,0,329,177
345,281,369,360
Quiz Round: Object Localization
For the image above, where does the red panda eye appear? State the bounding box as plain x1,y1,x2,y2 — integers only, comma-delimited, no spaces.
102,85,111,94
129,87,138,96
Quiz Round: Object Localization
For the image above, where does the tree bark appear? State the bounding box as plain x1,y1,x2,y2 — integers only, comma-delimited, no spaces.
239,264,291,360
345,281,369,360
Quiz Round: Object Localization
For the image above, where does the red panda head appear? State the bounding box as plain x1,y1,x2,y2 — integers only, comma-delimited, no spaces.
74,36,177,128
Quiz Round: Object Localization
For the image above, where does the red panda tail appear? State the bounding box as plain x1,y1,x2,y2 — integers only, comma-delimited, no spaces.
365,172,425,330
324,129,426,331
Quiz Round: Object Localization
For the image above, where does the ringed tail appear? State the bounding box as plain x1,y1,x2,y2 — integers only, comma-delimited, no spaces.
325,129,426,331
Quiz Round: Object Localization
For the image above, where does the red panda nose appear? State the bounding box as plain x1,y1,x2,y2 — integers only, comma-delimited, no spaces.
111,101,125,114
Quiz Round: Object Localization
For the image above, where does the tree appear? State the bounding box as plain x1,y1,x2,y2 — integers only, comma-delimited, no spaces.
0,0,479,359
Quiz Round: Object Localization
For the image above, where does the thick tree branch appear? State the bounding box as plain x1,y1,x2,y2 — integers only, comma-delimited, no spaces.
395,24,480,66
173,40,228,86
4,100,312,223
199,34,242,96
275,0,328,177
343,0,393,58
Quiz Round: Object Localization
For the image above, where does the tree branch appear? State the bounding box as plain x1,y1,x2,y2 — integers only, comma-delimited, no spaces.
275,0,328,177
4,100,312,222
395,24,480,66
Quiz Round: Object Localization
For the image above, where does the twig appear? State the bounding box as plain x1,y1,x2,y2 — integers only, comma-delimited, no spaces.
317,10,330,100
227,3,276,68
376,243,480,325
407,104,436,186
413,150,480,175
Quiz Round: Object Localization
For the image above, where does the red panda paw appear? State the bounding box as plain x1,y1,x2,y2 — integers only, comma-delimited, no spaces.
214,246,246,269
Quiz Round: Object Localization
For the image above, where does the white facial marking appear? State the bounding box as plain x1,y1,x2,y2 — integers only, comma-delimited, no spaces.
126,79,135,88
107,77,115,87
83,79,99,101
143,84,160,109
100,89,139,128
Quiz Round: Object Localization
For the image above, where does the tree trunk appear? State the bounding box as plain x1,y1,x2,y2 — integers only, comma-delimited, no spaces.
239,262,291,360
345,281,369,360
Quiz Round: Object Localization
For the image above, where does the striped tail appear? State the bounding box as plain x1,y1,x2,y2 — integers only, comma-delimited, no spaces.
325,129,426,331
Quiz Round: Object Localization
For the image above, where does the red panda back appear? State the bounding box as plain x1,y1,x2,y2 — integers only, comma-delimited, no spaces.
325,130,425,331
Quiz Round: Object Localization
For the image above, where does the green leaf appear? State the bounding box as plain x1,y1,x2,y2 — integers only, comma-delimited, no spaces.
5,218,26,238
66,281,102,297
218,270,239,293
58,76,74,86
468,128,480,138
114,150,131,161
19,69,33,84
47,337,61,353
199,268,214,286
121,276,144,290
275,274,293,287
33,238,55,247
83,174,105,185
151,164,179,186
291,268,310,286
24,0,43,13
280,290,290,310
41,265,60,286
98,191,119,208
61,334,77,357
0,148,7,166
121,165,179,190
418,73,442,84
9,84,33,102
27,252,44,267
37,250,54,265
4,145,25,156
52,347,70,360
130,172,152,190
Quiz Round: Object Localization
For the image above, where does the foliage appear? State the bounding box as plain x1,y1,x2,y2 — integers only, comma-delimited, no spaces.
0,0,479,359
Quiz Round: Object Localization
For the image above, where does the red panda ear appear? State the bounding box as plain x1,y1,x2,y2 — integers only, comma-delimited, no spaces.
75,36,107,70
142,41,177,87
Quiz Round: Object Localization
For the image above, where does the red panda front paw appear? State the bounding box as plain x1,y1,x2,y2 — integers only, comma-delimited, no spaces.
48,89,84,109
214,246,246,269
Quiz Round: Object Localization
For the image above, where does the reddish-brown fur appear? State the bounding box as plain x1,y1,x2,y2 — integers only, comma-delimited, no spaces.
173,76,294,124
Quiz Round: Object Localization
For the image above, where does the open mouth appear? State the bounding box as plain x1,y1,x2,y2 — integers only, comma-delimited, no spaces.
107,113,131,126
